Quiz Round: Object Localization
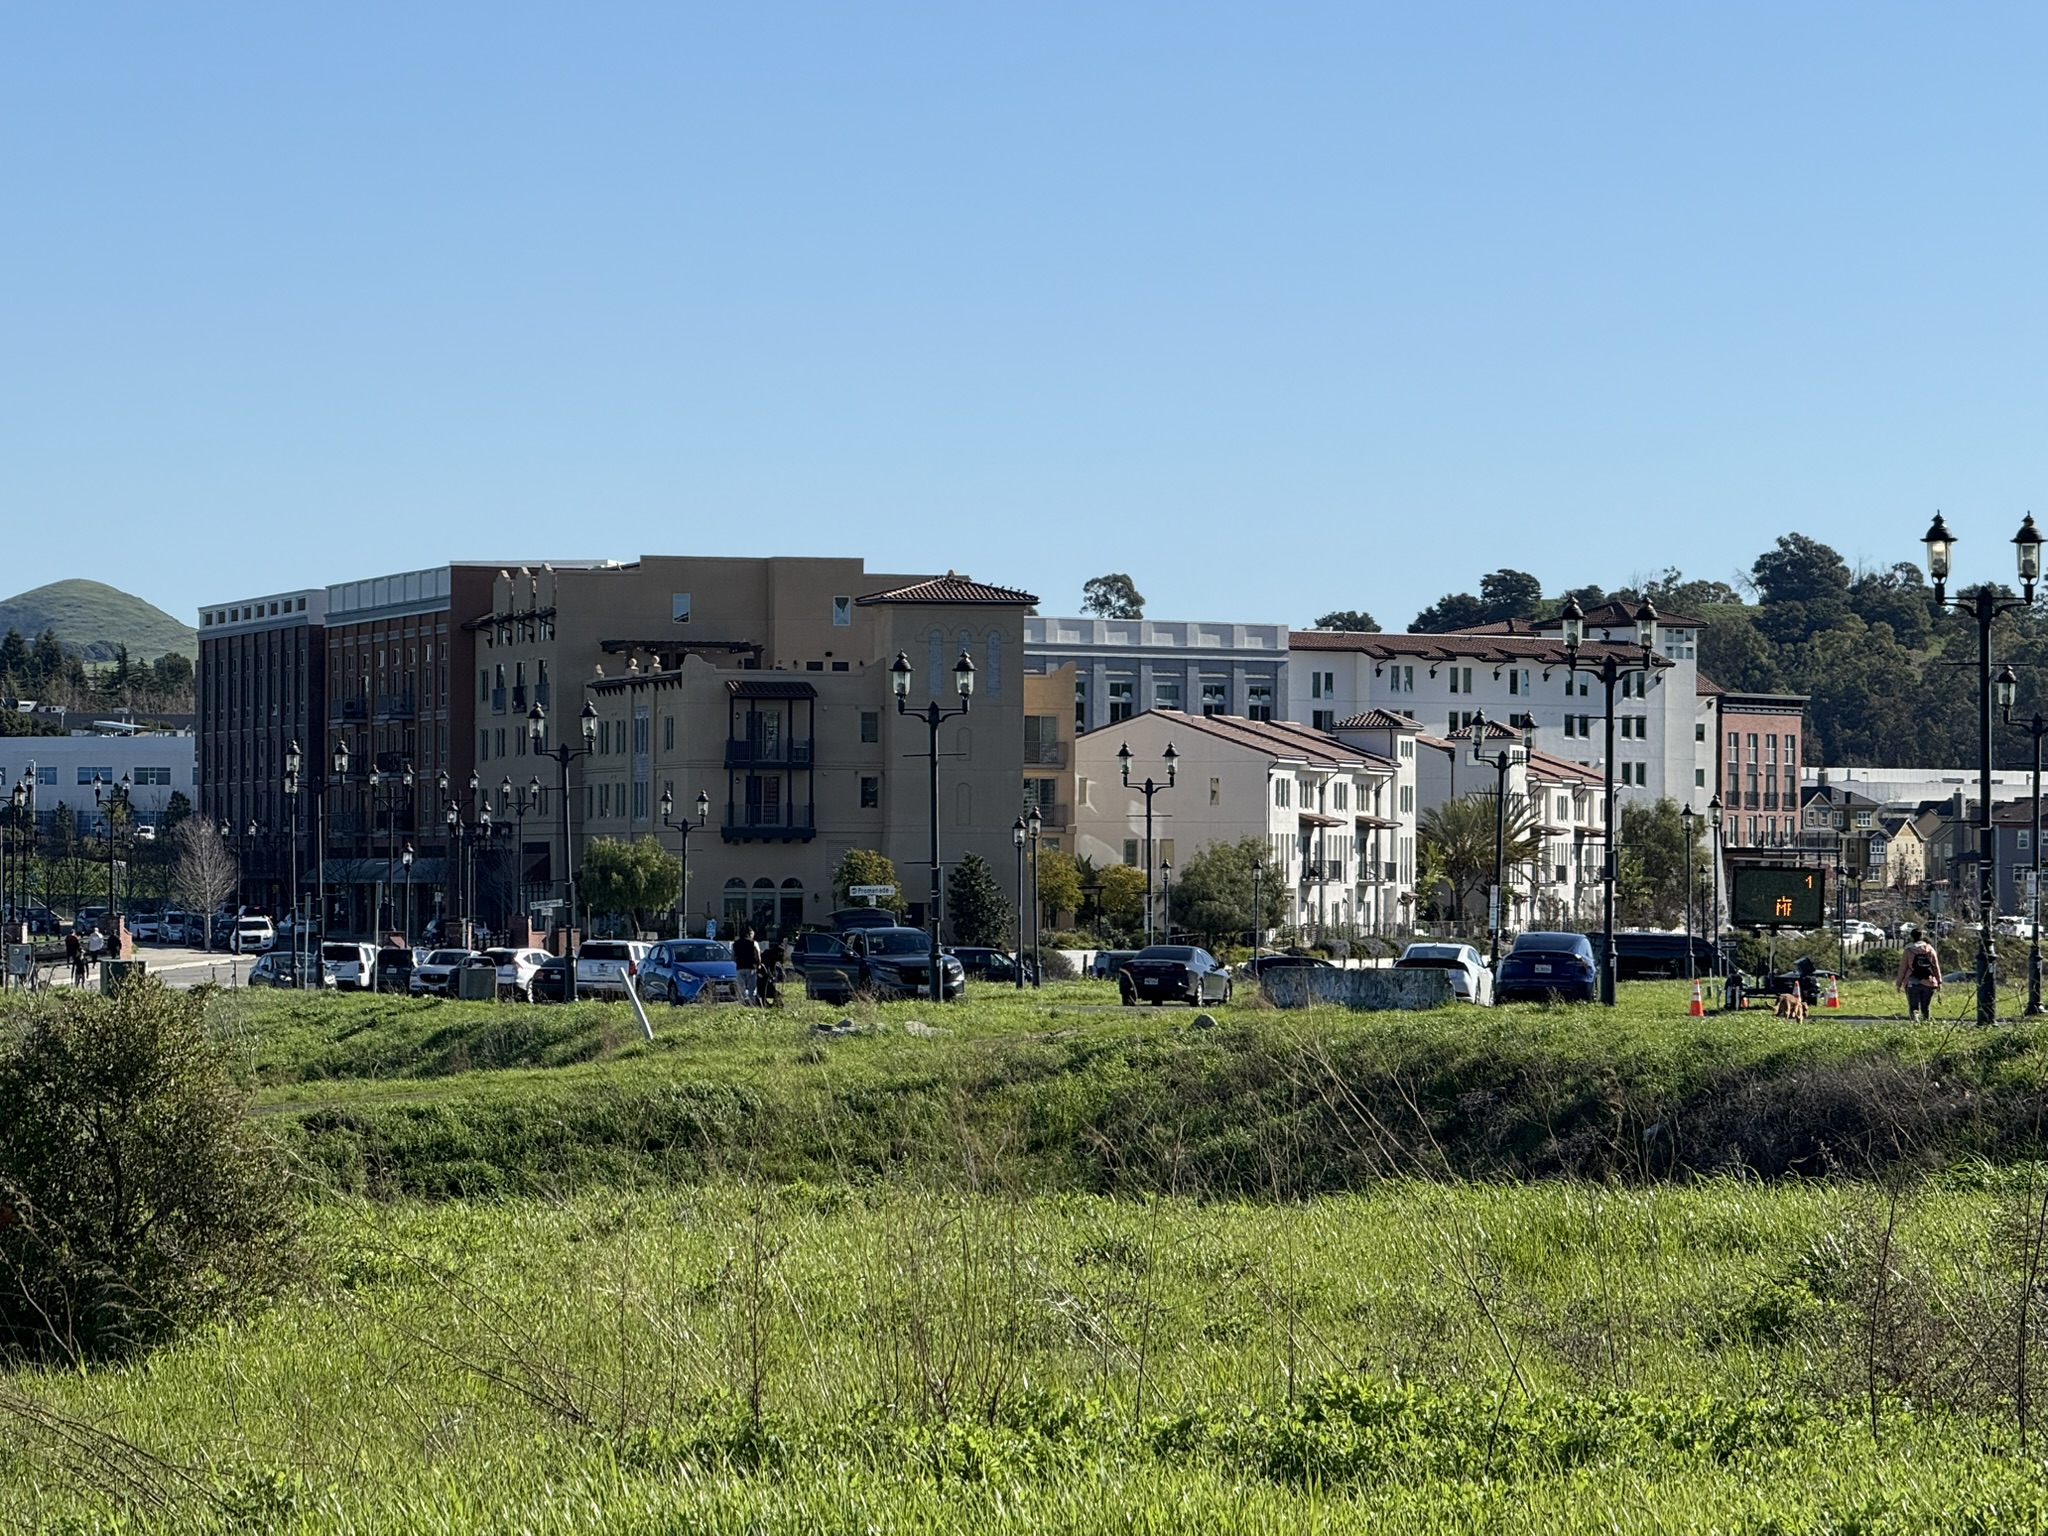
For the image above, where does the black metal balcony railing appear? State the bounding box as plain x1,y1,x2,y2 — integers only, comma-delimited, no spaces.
724,739,815,769
334,698,369,722
1026,801,1071,829
1024,741,1068,767
491,687,506,715
511,684,527,711
722,805,817,842
375,692,415,720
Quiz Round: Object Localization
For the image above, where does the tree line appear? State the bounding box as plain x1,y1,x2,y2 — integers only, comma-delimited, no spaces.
0,628,196,728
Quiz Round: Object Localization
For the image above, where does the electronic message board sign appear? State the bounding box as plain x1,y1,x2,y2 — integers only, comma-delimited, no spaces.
1729,864,1826,928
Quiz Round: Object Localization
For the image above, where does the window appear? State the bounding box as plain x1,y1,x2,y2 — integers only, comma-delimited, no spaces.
1399,784,1414,813
479,669,489,702
1108,679,1135,722
1123,840,1139,866
672,593,691,623
1333,782,1348,810
478,730,489,762
1313,710,1335,730
1448,666,1472,694
1154,678,1181,710
1696,722,1707,741
1387,664,1414,695
1209,776,1221,806
1274,778,1291,808
135,766,172,786
1311,670,1335,699
861,711,880,744
832,596,852,627
77,767,113,785
1565,716,1577,738
1786,735,1799,764
1074,677,1089,731
861,775,879,809
1025,777,1058,810
1247,683,1274,721
1508,668,1529,696
1201,680,1227,716
631,781,648,821
1696,768,1707,787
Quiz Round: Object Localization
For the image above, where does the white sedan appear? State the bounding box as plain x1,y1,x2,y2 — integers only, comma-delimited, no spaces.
1395,942,1495,1005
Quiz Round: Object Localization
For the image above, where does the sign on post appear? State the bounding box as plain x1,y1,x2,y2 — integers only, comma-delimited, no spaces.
1728,865,1826,929
850,884,897,905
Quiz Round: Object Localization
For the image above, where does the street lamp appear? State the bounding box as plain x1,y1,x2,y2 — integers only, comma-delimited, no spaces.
2000,663,2048,1016
1559,595,1662,1006
1920,512,2041,1025
1117,740,1178,944
93,773,132,941
1681,803,1697,986
1012,816,1029,989
530,698,599,1001
401,841,415,949
1466,711,1528,972
321,736,348,965
1707,793,1723,982
1161,855,1174,941
1251,857,1264,966
892,649,975,1005
1026,804,1043,988
659,785,710,936
502,774,545,930
284,740,303,983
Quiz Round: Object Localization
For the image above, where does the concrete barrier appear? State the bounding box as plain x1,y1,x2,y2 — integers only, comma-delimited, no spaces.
1262,965,1455,1011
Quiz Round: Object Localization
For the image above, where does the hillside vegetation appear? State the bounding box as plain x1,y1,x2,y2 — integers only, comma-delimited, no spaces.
0,578,195,665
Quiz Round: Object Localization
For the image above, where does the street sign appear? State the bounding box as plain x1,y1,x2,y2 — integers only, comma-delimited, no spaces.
1729,864,1826,929
850,885,896,902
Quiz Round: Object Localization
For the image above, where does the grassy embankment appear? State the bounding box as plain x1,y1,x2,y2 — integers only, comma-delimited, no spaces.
12,978,2048,1532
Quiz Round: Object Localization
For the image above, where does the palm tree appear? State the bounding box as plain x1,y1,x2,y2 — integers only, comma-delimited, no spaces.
1418,792,1545,932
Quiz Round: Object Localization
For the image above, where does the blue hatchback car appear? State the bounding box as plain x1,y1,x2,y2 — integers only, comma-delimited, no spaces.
1495,931,1598,1003
639,938,740,1004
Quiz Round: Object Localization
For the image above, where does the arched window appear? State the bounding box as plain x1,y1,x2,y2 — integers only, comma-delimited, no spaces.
984,630,1001,699
779,877,804,932
722,878,747,930
927,628,944,699
955,781,972,827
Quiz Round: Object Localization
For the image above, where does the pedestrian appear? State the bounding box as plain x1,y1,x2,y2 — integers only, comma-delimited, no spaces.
758,933,787,1007
1897,928,1943,1021
731,924,760,1004
86,925,105,966
65,929,84,987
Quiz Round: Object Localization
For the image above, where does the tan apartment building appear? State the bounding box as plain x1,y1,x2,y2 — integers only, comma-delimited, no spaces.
1022,663,1077,853
478,558,1037,937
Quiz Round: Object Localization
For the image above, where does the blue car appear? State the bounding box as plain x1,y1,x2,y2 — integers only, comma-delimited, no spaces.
639,938,740,1004
1495,931,1598,1004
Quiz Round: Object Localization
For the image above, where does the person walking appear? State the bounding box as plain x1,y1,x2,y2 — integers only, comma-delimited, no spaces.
1897,928,1942,1021
65,929,84,987
731,924,761,1005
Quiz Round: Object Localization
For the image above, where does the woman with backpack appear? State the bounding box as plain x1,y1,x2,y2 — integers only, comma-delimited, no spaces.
1897,929,1942,1021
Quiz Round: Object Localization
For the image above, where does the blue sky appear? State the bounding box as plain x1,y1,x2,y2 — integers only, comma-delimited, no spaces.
5,3,2046,630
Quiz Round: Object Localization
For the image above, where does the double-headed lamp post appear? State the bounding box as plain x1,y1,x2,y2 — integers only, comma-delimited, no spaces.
1680,804,1697,985
401,841,415,947
1999,662,2048,1016
1012,816,1029,989
93,772,132,926
1466,711,1528,971
1250,857,1264,965
285,741,303,984
1116,741,1178,944
1707,794,1724,978
530,699,599,1001
892,649,976,1006
1559,595,1661,1006
1026,804,1042,987
1921,512,2042,1026
659,786,710,936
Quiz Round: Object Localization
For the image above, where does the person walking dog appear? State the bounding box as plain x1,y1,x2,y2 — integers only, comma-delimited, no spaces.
1897,928,1942,1021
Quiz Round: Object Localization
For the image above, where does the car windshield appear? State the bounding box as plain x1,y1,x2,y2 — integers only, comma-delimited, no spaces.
426,950,470,965
868,932,929,956
485,950,519,964
1137,946,1199,962
670,942,729,963
321,944,358,960
581,943,631,960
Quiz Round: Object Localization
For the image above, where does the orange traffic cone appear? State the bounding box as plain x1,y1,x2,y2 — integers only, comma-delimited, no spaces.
1688,979,1704,1017
1825,976,1841,1009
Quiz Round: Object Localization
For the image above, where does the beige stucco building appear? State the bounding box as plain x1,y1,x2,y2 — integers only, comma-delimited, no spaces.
471,558,1036,938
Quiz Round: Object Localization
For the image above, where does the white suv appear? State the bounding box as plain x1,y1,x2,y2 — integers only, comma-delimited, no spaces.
575,940,649,999
233,917,276,955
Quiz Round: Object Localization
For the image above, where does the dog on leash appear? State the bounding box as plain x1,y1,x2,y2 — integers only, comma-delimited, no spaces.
1774,989,1807,1022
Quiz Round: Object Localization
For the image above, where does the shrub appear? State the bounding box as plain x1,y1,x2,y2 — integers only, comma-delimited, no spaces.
0,979,296,1360
1861,946,1903,977
1031,947,1078,981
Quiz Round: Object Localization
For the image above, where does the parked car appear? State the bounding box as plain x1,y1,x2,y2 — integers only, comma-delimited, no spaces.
161,910,191,944
790,929,856,983
128,910,165,942
530,954,571,1003
639,939,740,1004
1494,931,1599,1004
232,916,276,955
247,951,332,988
575,940,650,1000
410,948,480,996
801,926,965,1002
1395,942,1494,1004
1238,952,1336,981
486,946,555,1001
373,945,425,993
1088,949,1139,981
320,941,378,991
1841,919,1888,943
1591,930,1721,980
829,906,903,932
1117,945,1234,1006
948,946,1032,984
131,824,157,844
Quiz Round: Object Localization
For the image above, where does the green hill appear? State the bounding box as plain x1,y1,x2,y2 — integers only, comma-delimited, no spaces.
0,579,196,663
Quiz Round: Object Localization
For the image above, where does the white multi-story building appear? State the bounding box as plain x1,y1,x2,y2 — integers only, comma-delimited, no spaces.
1289,603,1707,811
1073,708,1417,937
0,730,197,834
1025,616,1288,735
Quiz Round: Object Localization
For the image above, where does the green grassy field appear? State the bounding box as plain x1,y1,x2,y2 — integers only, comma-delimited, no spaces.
13,977,2048,1532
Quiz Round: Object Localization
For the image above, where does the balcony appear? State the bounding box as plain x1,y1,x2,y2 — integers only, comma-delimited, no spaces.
1024,741,1069,768
722,805,817,842
1027,801,1071,829
511,684,527,712
491,687,506,715
724,739,815,769
333,698,369,722
375,692,415,721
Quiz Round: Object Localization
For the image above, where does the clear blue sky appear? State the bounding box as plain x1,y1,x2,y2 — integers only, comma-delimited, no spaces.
6,3,2046,630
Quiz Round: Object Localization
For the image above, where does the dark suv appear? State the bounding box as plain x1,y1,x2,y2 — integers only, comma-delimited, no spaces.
798,927,966,1002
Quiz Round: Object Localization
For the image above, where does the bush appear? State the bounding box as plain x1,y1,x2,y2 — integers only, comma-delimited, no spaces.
1861,946,1903,977
0,979,296,1360
1031,947,1078,981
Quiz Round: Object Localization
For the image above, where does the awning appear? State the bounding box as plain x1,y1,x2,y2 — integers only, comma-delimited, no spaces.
1298,811,1346,828
727,679,817,699
1353,815,1402,830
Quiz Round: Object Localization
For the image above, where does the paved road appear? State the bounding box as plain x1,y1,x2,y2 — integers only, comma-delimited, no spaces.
9,942,260,991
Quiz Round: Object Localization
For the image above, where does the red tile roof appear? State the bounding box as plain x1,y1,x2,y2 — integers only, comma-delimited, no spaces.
1289,630,1670,670
1100,708,1396,770
1332,708,1419,731
1449,601,1707,634
856,572,1038,606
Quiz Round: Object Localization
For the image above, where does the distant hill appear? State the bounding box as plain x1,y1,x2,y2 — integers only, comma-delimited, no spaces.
0,580,197,663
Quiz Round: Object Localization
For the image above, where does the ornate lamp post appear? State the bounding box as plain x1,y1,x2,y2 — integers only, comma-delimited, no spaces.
1116,740,1178,944
1559,596,1662,1006
892,649,976,1005
501,774,545,931
1012,815,1029,989
1708,794,1724,979
1160,855,1174,941
658,785,710,936
1466,711,1528,971
284,740,302,983
320,736,347,960
93,773,131,929
1026,804,1043,987
530,698,598,1000
401,841,415,948
1250,856,1263,966
1920,512,2041,1025
1681,803,1697,985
